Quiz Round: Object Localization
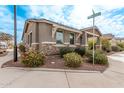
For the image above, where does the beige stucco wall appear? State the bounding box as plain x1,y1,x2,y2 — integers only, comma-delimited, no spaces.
38,22,54,43
23,22,36,46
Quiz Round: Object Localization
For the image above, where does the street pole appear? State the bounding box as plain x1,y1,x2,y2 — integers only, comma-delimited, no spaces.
93,13,95,65
87,9,101,65
14,5,18,62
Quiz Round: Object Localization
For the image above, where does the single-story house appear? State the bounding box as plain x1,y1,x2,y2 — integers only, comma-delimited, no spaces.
22,19,102,55
103,33,124,45
102,33,116,46
115,37,124,43
0,32,14,49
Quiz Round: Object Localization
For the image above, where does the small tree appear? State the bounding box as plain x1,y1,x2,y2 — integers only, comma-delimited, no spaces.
18,43,26,53
101,37,111,52
88,40,96,50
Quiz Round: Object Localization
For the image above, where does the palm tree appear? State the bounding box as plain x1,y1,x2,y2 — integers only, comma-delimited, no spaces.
14,5,18,62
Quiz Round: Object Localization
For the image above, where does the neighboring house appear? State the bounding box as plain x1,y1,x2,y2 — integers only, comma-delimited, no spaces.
7,37,14,49
115,37,124,43
102,33,116,46
22,19,102,55
0,32,14,49
103,33,124,45
0,42,7,49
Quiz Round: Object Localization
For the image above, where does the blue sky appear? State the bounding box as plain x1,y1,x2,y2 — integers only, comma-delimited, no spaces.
0,5,124,42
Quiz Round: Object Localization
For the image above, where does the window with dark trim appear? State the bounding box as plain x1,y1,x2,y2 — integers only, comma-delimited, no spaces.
80,36,82,45
69,33,75,44
56,31,64,44
30,32,32,47
28,35,29,44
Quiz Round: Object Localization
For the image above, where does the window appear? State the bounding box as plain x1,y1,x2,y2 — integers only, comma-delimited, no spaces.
69,33,75,44
28,35,29,44
56,31,64,44
80,36,82,45
30,32,32,47
28,32,32,47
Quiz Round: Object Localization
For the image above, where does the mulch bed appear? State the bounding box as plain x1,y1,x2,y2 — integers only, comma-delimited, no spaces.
2,55,108,72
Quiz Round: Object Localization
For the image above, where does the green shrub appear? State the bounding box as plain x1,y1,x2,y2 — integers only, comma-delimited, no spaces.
85,50,92,57
74,47,85,56
119,47,123,51
85,49,104,56
94,51,108,65
18,43,26,53
21,50,45,67
117,42,124,51
101,38,111,52
59,47,74,58
86,50,108,65
111,46,120,52
118,46,124,51
117,42,124,48
64,52,83,67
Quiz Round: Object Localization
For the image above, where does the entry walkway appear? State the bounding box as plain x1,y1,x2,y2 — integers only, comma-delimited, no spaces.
108,51,124,63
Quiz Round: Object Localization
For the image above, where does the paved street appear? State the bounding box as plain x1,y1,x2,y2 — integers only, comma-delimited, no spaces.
0,49,13,67
0,51,124,88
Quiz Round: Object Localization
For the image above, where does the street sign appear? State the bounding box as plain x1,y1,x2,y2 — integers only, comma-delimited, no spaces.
87,10,101,65
87,12,101,19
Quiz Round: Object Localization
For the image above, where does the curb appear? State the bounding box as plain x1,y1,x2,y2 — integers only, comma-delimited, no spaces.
3,67,101,73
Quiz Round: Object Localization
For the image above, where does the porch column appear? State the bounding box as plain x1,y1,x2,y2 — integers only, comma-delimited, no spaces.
52,26,57,42
76,33,82,46
99,37,102,49
85,32,88,46
82,32,88,48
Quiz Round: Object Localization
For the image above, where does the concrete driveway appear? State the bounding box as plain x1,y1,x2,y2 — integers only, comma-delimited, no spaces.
0,50,124,88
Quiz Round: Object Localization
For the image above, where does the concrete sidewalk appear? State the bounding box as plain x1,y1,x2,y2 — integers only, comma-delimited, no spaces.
0,66,124,88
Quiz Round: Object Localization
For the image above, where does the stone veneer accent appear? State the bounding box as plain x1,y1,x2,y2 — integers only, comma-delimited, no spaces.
31,43,101,55
32,43,59,55
32,43,90,55
32,43,40,51
40,43,60,55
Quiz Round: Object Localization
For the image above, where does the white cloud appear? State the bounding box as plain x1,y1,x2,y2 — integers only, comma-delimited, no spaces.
26,5,124,37
1,3,124,43
0,6,25,42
